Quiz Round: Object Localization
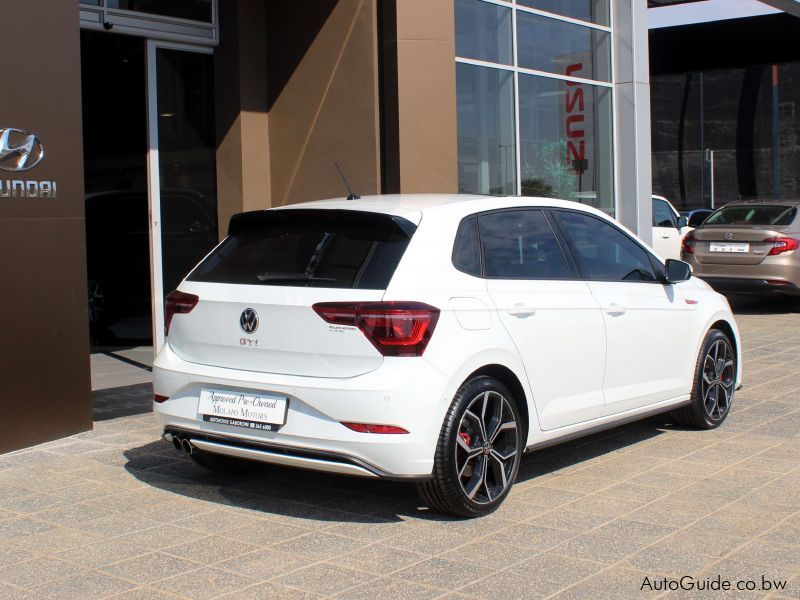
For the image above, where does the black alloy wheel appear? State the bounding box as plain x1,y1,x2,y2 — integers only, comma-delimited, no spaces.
418,376,523,517
673,329,736,429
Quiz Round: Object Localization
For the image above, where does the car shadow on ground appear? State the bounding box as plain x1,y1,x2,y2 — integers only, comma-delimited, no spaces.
94,383,153,421
727,294,799,315
123,415,671,523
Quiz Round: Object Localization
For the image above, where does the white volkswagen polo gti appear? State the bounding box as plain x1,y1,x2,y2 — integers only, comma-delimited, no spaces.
153,194,742,517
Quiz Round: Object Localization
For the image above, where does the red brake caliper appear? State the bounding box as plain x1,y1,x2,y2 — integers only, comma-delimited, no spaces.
459,432,471,447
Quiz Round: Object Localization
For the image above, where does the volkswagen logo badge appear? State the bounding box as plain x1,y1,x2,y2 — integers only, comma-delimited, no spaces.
0,128,45,172
724,233,733,240
240,308,259,334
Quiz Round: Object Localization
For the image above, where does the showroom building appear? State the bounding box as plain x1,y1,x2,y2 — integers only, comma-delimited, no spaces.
0,0,734,452
650,7,800,210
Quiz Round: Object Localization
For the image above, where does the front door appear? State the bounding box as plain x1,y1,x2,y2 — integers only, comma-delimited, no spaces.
480,209,607,431
553,210,695,416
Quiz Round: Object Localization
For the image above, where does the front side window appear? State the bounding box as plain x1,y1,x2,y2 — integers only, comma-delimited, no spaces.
555,211,658,282
478,210,572,279
652,198,677,228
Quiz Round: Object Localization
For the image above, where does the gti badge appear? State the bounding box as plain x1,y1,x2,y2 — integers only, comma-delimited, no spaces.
240,308,259,334
0,128,45,172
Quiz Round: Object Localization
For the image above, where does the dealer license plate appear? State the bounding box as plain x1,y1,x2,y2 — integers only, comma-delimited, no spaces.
198,389,288,431
709,242,749,253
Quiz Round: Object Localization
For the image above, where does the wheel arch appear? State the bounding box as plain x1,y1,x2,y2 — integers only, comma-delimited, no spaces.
464,364,530,440
710,319,738,358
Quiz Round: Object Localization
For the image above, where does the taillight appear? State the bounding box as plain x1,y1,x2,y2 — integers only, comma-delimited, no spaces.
165,290,199,335
341,422,409,434
681,231,696,255
312,302,440,357
154,394,169,404
765,237,800,256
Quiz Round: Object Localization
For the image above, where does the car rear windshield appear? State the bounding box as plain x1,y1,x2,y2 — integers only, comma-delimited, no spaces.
187,209,416,289
704,205,797,227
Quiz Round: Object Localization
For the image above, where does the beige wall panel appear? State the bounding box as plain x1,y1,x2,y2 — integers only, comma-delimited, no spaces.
395,39,458,193
382,0,458,194
268,0,381,205
216,0,270,236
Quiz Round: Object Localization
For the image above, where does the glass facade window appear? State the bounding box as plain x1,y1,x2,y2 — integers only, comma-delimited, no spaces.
455,0,513,66
517,0,610,27
457,63,517,195
517,12,611,82
519,75,614,213
107,0,212,23
455,0,615,215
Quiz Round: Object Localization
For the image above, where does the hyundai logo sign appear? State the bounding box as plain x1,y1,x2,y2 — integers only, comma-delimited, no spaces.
240,308,259,334
0,127,57,199
0,128,45,172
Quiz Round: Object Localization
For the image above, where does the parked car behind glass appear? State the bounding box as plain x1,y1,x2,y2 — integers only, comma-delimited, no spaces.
681,199,800,302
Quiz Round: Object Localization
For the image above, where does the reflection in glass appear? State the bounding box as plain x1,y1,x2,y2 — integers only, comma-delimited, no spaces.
517,11,611,82
156,49,218,299
457,63,517,196
455,0,513,65
81,31,151,347
80,0,102,5
517,0,610,26
108,0,212,22
518,74,614,215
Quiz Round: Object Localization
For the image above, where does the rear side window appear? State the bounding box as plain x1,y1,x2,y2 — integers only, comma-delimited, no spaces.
188,209,415,289
478,210,572,279
652,198,677,228
452,217,481,276
555,211,657,282
704,205,797,226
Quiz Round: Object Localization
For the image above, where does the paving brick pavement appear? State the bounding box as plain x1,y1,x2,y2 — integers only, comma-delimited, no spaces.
0,297,798,599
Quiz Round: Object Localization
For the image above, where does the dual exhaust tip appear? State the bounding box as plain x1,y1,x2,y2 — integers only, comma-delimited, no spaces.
163,431,194,454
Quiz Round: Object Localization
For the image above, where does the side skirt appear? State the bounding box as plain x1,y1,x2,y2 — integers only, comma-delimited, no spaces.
524,399,692,453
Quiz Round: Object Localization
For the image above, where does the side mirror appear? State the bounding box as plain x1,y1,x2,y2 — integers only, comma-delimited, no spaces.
664,259,692,284
677,216,688,229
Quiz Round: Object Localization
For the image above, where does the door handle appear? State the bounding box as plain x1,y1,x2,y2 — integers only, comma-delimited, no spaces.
604,303,627,316
661,234,671,239
508,303,536,318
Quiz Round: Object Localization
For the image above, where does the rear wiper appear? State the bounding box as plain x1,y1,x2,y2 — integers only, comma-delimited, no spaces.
256,273,336,283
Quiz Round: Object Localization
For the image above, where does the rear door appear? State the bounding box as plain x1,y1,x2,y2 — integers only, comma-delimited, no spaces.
168,209,418,378
481,209,607,430
553,210,695,415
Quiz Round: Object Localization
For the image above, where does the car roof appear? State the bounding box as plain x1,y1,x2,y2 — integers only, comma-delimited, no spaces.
274,193,613,222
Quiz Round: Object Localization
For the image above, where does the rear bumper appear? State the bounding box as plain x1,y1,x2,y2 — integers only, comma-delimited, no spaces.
699,277,800,296
152,343,452,478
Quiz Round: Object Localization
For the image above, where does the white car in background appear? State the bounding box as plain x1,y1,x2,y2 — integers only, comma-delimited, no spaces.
153,194,741,517
653,194,692,260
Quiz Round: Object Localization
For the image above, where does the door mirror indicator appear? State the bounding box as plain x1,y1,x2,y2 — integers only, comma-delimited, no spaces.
664,259,692,284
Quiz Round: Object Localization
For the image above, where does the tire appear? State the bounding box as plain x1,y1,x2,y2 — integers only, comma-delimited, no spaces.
190,449,257,475
672,329,736,429
417,376,523,518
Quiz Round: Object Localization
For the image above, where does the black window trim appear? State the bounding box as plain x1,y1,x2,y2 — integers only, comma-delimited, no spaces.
451,207,580,281
548,208,668,285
